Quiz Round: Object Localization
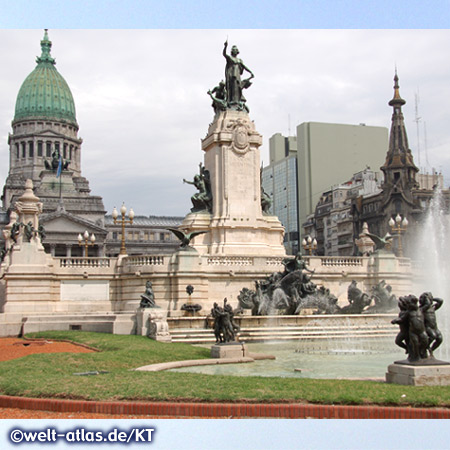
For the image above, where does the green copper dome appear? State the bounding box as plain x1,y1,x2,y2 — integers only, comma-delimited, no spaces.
14,30,78,126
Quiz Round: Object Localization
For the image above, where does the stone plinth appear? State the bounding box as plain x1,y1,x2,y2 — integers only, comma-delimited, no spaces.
386,361,450,386
211,342,248,359
181,110,285,257
136,308,171,342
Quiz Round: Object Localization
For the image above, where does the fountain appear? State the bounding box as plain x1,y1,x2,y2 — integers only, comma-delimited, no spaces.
412,186,450,360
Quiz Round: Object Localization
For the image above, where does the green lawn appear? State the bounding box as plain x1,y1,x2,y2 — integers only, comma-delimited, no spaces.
0,331,449,407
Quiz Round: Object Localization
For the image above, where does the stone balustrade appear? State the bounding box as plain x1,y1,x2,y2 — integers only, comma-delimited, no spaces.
123,255,166,266
207,256,254,266
58,257,111,268
320,257,364,267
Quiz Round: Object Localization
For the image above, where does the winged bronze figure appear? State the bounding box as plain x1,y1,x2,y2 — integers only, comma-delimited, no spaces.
365,232,393,251
166,227,209,249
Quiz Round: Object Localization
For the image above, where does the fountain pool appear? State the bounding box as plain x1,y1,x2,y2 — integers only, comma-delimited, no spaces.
170,340,400,379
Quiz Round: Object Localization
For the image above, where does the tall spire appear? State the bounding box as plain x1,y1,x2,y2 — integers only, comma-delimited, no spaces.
389,70,406,108
381,71,418,193
36,29,56,65
382,71,417,170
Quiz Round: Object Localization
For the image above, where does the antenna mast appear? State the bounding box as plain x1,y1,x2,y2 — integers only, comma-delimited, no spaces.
414,91,421,169
424,121,430,168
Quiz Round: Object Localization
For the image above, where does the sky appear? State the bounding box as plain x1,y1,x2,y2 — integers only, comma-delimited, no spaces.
1,28,450,217
1,1,450,449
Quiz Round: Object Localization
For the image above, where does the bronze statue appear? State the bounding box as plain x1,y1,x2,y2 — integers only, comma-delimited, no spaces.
365,231,393,252
183,163,212,213
392,295,429,362
23,221,35,243
419,292,443,356
211,298,240,343
0,247,8,263
340,280,371,314
10,221,21,243
166,227,209,249
37,224,46,242
260,167,272,214
44,149,70,172
238,256,338,316
366,280,397,313
140,281,158,308
208,80,228,115
222,40,254,112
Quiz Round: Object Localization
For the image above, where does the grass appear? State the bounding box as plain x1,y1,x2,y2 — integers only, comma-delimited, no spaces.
0,331,449,407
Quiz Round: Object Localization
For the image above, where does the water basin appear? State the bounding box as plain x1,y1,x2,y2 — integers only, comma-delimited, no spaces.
170,340,402,379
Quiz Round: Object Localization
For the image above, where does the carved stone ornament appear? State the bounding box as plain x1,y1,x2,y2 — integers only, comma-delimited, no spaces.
227,119,251,155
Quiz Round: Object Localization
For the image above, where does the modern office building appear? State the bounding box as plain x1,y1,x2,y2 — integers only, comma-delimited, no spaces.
297,121,389,240
262,134,299,254
263,122,388,253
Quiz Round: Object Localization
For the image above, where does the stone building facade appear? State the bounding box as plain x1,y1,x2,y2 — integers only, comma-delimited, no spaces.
306,73,449,257
1,30,107,257
0,31,184,258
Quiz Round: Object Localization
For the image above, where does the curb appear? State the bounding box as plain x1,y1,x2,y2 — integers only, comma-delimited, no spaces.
0,396,449,419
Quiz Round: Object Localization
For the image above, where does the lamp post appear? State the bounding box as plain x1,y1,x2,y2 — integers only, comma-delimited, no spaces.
389,214,408,257
112,203,134,256
78,230,96,257
302,235,317,256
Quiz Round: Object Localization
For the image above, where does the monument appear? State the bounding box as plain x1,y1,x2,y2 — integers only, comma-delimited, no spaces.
210,297,247,359
136,280,171,342
0,34,417,338
180,41,285,257
386,293,450,385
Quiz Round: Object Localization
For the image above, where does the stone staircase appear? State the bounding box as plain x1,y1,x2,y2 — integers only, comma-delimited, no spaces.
0,310,398,349
169,319,397,345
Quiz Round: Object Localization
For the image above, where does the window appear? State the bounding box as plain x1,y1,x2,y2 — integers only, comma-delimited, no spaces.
15,144,19,159
37,141,43,157
21,142,26,158
28,141,34,158
46,142,52,157
63,143,67,159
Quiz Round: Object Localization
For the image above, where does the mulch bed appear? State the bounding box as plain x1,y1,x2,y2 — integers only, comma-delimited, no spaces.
0,337,95,362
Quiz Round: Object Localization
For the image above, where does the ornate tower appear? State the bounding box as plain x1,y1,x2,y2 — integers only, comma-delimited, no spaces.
381,72,419,204
1,30,106,256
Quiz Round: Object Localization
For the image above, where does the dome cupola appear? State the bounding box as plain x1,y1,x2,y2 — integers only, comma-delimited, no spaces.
13,30,78,126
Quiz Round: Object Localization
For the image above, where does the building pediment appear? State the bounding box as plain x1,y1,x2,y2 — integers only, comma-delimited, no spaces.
34,129,69,139
40,211,107,237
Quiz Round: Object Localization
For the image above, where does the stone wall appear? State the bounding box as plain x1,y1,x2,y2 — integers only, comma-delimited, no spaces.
0,250,414,317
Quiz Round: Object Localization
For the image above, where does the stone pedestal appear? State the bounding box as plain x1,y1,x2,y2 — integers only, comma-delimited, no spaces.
182,110,285,257
136,308,172,342
386,361,450,386
211,342,248,359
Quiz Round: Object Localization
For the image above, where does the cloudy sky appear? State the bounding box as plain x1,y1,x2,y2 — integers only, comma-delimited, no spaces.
1,29,450,217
